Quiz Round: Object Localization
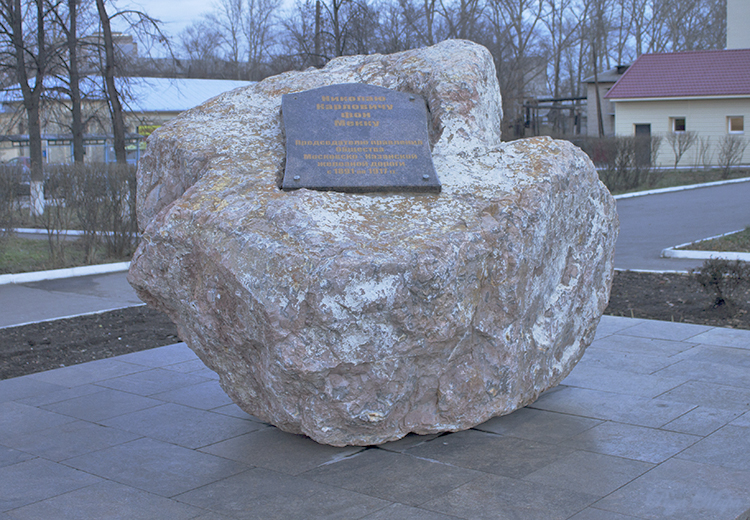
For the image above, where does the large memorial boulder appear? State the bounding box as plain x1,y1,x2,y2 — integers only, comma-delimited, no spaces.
128,40,618,446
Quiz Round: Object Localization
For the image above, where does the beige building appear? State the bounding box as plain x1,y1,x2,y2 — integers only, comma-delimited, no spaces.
0,77,253,164
604,49,750,167
583,65,629,137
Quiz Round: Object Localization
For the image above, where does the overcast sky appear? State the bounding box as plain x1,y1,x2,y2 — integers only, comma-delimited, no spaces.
113,0,214,40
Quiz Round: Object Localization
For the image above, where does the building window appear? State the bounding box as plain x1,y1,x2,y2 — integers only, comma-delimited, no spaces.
671,117,686,133
728,116,744,133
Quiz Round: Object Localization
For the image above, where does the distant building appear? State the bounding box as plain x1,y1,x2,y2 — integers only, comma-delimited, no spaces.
583,65,629,137
604,49,750,167
727,0,750,49
0,77,253,164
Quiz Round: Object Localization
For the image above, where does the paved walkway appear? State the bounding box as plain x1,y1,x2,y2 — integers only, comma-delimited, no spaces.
614,179,750,271
3,315,750,519
0,272,142,329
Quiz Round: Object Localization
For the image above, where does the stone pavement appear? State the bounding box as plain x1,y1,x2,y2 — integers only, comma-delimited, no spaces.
2,315,750,520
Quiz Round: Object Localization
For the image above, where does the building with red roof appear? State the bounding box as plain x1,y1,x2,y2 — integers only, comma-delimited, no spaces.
603,48,750,167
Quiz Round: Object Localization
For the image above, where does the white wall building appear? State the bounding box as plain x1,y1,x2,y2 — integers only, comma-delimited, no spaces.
604,49,750,167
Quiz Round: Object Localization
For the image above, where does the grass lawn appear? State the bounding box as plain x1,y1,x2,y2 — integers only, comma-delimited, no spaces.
0,236,131,275
604,167,750,195
678,227,750,253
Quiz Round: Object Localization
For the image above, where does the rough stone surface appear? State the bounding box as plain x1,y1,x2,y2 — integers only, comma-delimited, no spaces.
128,40,619,446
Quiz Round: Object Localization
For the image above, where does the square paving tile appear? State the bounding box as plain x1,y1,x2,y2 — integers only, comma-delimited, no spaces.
39,388,162,422
656,380,750,412
677,424,750,471
64,437,249,498
0,402,76,436
303,447,482,506
94,368,212,397
560,421,700,464
101,402,261,449
685,344,750,369
420,473,598,520
360,503,462,519
562,363,686,398
6,480,205,520
593,316,644,339
732,411,750,427
576,348,677,375
115,342,198,367
3,420,140,462
567,508,645,520
523,450,653,496
151,380,234,410
0,445,36,469
201,427,362,475
26,357,148,387
404,429,575,479
161,358,212,374
653,359,750,390
474,407,602,444
0,376,64,403
588,334,696,357
690,327,750,349
15,383,102,407
377,433,441,452
660,406,742,436
175,466,390,519
0,458,100,512
595,458,750,520
210,403,267,423
530,386,696,428
616,320,712,342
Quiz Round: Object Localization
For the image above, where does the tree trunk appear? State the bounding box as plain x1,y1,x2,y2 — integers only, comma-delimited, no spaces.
96,0,127,164
11,0,47,215
68,0,84,163
315,0,322,66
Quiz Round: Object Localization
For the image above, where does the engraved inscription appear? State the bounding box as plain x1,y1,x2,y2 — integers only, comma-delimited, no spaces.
281,84,440,193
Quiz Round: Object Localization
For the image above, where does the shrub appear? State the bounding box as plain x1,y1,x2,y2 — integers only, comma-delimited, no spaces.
691,258,750,310
579,136,662,192
666,131,697,169
718,135,749,180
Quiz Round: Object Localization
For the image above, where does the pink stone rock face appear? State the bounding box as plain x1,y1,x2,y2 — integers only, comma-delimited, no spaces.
128,40,618,446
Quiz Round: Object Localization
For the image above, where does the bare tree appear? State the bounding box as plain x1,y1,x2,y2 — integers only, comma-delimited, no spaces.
540,0,583,134
94,0,170,162
666,131,697,169
718,135,748,179
486,0,544,135
242,0,281,78
180,21,223,63
95,0,126,163
48,0,93,163
209,0,244,69
398,0,441,46
0,0,63,215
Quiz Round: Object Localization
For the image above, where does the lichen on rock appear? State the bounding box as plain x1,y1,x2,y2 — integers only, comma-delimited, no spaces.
128,39,618,446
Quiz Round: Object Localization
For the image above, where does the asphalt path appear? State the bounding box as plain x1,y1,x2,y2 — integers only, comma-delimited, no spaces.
0,271,142,329
2,180,749,328
615,180,750,271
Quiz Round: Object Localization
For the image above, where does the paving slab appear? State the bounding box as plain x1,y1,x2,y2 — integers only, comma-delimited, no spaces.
594,458,750,520
6,480,205,520
2,316,750,519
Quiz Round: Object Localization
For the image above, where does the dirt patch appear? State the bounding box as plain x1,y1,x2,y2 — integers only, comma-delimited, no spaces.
0,306,179,380
2,270,749,380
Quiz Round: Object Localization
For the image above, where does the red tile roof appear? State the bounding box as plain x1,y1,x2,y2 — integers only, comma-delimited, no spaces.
604,49,750,99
